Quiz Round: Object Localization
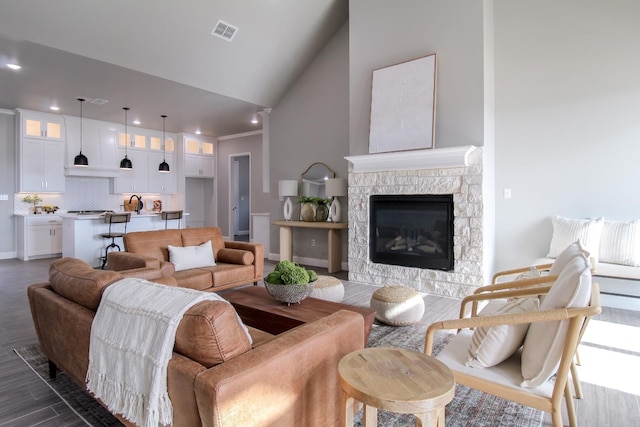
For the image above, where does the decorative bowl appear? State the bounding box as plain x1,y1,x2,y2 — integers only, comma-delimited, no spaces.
264,281,316,305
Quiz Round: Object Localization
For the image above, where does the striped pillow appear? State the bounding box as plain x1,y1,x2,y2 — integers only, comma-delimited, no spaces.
465,297,539,368
599,219,640,266
547,216,604,262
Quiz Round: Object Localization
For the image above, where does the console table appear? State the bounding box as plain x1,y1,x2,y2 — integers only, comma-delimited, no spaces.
273,220,348,273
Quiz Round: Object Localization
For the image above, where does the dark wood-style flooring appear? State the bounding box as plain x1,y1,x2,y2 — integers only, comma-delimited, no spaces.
1,257,638,426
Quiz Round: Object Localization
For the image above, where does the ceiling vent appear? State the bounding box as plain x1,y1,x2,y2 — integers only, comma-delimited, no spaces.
89,98,109,105
211,20,238,41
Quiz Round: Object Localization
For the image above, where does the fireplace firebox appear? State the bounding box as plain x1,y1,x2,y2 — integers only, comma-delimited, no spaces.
369,194,454,271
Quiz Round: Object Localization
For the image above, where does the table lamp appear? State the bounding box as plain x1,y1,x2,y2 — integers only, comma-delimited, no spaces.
325,178,347,222
278,180,299,221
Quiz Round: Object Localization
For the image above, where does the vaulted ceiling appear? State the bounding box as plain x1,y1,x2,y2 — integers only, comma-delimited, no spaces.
0,0,348,136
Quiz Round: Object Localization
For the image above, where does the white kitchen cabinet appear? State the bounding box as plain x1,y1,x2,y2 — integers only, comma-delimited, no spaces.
183,136,215,178
148,151,177,194
19,137,66,192
17,215,62,260
112,148,149,193
19,110,65,141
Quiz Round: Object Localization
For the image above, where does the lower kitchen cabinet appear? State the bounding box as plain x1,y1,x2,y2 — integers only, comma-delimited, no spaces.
17,215,63,260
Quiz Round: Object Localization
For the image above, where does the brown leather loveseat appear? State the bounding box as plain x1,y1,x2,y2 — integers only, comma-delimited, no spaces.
107,227,263,292
28,257,364,426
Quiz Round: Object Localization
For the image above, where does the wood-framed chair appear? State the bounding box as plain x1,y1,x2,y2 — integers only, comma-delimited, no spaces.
425,278,601,427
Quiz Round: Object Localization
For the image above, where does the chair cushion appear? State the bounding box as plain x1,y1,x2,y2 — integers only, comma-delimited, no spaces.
466,297,539,368
168,240,216,272
598,219,640,266
547,216,603,262
521,254,592,387
49,257,122,311
175,300,252,368
548,240,591,276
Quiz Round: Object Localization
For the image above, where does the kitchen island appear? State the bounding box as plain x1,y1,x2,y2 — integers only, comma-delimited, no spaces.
61,211,185,268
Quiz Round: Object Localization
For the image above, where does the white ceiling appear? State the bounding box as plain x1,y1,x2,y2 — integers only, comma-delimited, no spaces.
0,0,348,136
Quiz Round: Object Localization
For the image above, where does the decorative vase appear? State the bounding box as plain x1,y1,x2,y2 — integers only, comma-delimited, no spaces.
264,281,316,305
315,204,329,222
300,202,316,222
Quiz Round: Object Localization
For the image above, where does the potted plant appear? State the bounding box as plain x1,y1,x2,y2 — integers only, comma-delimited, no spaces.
22,194,43,214
264,260,318,305
297,196,331,222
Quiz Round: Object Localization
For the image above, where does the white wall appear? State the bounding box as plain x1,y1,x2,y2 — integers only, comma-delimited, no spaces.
270,22,350,260
349,0,487,155
0,111,16,258
493,0,640,270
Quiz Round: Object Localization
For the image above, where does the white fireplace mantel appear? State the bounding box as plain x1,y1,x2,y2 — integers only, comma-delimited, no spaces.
345,145,477,173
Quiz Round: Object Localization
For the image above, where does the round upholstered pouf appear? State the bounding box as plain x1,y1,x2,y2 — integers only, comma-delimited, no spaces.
370,285,425,326
309,275,345,302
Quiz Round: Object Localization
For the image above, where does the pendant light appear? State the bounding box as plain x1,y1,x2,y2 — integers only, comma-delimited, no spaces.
158,114,170,172
73,98,89,167
119,107,133,169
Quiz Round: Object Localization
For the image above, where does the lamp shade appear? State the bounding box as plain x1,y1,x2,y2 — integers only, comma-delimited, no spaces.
278,180,299,197
325,178,347,197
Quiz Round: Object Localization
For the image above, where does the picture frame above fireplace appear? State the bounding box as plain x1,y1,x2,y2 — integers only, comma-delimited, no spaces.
368,53,437,154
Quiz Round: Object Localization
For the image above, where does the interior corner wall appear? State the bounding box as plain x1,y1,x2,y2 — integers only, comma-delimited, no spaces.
217,133,269,237
494,0,640,270
269,22,350,261
0,112,16,257
349,0,486,156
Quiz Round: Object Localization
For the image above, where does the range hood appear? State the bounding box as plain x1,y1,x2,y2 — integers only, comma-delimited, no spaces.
65,165,120,178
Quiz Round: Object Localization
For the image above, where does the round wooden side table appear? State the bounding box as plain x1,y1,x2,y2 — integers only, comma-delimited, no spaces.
338,347,455,427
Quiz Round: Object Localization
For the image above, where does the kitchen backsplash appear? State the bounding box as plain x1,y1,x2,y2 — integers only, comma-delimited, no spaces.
14,177,176,215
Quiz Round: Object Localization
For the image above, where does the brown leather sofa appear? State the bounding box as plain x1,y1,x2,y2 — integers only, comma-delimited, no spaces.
107,227,264,292
28,258,364,427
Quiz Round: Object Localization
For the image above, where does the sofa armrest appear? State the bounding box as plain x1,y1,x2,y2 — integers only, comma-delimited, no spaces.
194,310,363,427
107,252,160,270
223,241,264,279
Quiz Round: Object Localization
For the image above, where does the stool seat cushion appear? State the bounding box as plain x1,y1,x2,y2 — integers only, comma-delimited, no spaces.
370,285,425,326
310,275,344,302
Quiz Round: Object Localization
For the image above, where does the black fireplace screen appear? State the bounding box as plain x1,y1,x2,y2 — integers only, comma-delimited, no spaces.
369,194,454,271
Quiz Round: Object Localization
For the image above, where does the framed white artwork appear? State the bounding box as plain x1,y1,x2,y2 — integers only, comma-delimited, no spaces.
368,54,437,154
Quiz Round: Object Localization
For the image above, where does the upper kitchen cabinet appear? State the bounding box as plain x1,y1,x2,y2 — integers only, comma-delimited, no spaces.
64,116,119,177
19,110,65,141
16,109,65,193
182,135,216,178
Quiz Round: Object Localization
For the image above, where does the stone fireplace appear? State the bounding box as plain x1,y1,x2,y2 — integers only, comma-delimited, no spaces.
345,146,486,298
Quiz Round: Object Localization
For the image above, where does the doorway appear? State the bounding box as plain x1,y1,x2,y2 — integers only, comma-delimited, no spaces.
229,154,251,241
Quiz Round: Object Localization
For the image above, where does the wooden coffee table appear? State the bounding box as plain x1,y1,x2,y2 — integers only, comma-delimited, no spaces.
221,286,376,344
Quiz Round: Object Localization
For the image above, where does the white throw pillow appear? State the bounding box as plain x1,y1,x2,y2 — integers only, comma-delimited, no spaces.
548,240,590,276
168,241,216,272
547,216,603,262
521,253,592,387
466,297,539,369
598,219,640,266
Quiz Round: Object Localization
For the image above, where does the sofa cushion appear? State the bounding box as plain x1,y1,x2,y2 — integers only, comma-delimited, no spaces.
173,269,214,291
547,216,603,262
49,257,122,311
217,248,255,266
181,227,225,257
599,219,640,266
124,229,183,262
168,241,216,272
175,300,252,368
521,253,592,387
202,264,256,287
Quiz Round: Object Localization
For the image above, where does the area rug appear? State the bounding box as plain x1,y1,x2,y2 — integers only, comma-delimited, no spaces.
354,321,544,427
15,323,543,427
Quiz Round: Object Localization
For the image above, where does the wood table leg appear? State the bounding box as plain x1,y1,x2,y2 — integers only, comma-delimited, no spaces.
340,389,354,427
414,410,438,427
363,404,377,427
279,225,293,261
327,228,342,273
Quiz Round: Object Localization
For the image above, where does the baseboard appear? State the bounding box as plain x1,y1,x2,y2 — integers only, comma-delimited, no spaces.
0,251,17,260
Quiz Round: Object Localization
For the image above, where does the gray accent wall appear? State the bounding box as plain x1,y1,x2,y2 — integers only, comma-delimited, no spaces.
0,111,16,258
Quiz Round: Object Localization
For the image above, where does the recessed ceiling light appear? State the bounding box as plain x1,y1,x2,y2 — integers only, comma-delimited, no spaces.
7,63,21,70
133,119,141,125
195,130,202,135
50,106,60,111
250,116,259,124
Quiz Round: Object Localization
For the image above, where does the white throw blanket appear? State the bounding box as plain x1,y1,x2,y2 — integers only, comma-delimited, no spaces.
86,278,229,427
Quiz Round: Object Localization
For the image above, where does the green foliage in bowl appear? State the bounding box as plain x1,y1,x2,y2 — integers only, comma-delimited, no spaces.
265,260,317,285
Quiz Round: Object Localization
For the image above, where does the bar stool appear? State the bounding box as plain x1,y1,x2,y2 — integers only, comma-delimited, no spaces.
100,212,131,269
161,210,183,229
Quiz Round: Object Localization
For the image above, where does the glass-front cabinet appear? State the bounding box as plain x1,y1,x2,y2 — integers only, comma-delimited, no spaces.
183,136,215,178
